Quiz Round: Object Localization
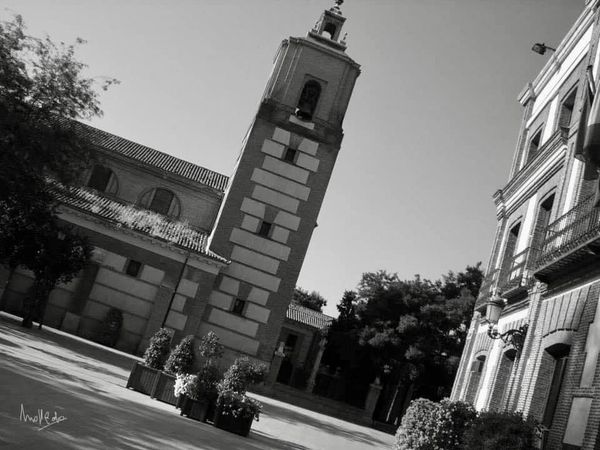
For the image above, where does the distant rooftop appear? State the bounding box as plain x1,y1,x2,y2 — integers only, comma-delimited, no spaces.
54,184,229,264
75,122,230,192
286,302,333,330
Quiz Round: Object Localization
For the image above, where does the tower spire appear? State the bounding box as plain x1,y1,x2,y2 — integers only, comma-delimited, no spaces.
308,0,349,51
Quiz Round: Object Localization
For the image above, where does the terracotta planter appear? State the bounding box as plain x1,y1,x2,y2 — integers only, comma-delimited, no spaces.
126,362,160,395
213,404,254,437
151,372,177,405
179,395,211,422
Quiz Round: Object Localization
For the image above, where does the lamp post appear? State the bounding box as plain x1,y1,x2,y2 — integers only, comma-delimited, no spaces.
532,43,556,55
485,292,528,352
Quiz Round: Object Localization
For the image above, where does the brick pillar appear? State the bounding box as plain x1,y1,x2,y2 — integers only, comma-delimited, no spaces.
306,337,327,393
267,342,286,386
363,378,383,422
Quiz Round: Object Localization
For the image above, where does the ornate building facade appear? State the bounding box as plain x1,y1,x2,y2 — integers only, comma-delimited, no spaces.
0,3,360,371
451,1,600,448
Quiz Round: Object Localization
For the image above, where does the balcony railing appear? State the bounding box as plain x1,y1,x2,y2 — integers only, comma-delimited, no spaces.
534,195,600,281
497,246,537,298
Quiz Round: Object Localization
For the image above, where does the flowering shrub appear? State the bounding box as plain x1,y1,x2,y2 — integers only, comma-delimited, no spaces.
435,399,477,449
142,328,172,370
394,398,476,450
462,411,537,450
164,335,195,375
216,389,262,421
174,374,199,399
215,357,267,421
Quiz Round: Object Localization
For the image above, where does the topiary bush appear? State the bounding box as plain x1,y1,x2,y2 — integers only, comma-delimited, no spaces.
395,398,443,450
164,335,195,375
142,328,172,370
462,411,537,450
218,357,267,394
199,331,224,364
394,398,476,450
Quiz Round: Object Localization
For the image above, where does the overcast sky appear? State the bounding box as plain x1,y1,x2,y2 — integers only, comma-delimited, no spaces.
1,0,583,317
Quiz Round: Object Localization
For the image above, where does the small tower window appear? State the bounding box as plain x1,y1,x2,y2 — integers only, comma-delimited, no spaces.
284,147,297,163
296,80,322,121
258,221,272,238
232,298,246,315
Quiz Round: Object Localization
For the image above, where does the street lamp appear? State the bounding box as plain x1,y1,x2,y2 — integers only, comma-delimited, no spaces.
532,43,556,55
485,292,528,352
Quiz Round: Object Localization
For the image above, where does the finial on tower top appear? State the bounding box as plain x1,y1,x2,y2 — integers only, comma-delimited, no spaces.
330,0,344,15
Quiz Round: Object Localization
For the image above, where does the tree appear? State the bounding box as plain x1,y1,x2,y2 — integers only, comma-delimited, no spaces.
0,16,116,327
20,221,92,328
323,263,483,408
292,286,327,312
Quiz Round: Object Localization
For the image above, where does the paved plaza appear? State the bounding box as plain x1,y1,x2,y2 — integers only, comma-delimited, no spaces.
0,313,393,449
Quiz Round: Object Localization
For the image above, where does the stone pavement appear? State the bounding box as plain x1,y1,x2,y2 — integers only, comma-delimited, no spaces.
0,313,394,449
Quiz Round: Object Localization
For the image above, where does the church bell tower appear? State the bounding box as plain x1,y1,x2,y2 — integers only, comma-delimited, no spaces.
204,1,361,363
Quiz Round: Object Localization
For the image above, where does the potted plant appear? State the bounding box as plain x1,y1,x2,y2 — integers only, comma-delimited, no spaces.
177,332,224,421
126,328,171,394
178,364,221,421
213,357,267,437
152,335,195,405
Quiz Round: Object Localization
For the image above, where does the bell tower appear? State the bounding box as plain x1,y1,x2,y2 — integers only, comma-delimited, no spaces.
203,1,360,363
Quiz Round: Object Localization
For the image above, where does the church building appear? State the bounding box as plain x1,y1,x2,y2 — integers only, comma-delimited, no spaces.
0,2,360,371
451,1,600,448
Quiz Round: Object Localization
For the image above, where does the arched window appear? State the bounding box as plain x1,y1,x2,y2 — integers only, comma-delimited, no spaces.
465,354,486,404
87,165,118,194
295,80,322,121
541,344,570,429
323,22,337,40
138,188,181,217
526,127,543,163
488,348,517,411
558,88,577,130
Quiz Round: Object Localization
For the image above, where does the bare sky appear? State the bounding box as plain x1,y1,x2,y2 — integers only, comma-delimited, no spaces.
1,0,583,317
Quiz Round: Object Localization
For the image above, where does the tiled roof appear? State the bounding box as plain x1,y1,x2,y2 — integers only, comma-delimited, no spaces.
286,302,333,330
75,122,229,192
53,184,229,264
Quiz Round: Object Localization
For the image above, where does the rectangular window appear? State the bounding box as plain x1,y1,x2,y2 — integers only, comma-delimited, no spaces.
149,188,174,215
258,221,272,238
125,259,142,277
542,355,569,427
284,147,297,163
232,298,246,315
